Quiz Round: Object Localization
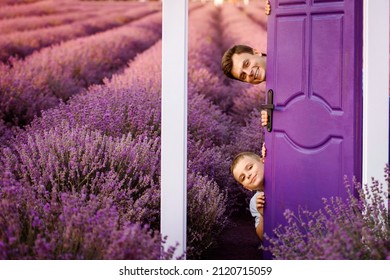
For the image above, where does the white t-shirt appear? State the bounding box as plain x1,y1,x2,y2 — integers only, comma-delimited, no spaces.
250,191,261,228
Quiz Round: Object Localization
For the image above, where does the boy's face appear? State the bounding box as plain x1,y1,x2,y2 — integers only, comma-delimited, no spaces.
230,50,266,84
232,155,264,191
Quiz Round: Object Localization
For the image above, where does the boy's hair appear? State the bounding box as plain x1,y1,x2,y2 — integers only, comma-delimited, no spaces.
230,151,262,175
221,44,254,80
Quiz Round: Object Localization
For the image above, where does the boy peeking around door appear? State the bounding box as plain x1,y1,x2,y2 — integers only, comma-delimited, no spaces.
230,143,267,241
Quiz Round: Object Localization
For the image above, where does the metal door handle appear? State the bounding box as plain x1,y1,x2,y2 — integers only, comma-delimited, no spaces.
261,89,274,132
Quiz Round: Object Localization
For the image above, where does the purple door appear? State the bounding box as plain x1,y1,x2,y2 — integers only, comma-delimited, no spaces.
264,0,363,257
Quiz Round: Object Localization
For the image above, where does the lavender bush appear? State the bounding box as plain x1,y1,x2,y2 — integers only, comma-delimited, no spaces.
0,121,174,259
1,122,162,225
0,170,175,260
264,166,390,259
186,172,228,259
0,120,228,259
0,119,16,147
228,109,265,157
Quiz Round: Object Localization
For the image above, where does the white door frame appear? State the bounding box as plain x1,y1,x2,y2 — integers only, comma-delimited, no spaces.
363,0,389,206
161,0,188,259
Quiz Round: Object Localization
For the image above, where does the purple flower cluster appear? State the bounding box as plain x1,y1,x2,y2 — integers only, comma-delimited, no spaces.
0,119,16,148
1,122,162,222
186,172,228,258
228,109,265,157
263,166,390,259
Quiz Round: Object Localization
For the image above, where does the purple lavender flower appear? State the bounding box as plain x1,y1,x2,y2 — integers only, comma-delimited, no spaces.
264,166,390,260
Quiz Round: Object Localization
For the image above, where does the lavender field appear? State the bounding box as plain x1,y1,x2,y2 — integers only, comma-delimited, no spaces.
0,0,268,259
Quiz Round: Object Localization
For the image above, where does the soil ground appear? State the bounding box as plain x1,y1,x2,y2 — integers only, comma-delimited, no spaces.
201,211,263,260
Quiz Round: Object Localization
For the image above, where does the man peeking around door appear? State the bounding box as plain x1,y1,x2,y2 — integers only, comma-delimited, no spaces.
221,44,269,128
221,44,266,85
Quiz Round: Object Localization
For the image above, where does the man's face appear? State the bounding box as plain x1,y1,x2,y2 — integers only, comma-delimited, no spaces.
232,156,264,191
231,50,266,84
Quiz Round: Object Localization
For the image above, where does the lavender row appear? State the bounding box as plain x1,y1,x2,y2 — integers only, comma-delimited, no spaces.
188,4,236,113
242,1,268,31
0,6,159,62
186,5,243,192
0,11,162,126
0,0,45,5
0,0,84,19
0,3,150,35
221,4,266,52
0,0,144,19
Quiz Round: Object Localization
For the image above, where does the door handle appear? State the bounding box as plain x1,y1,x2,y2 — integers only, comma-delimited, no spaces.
261,89,274,132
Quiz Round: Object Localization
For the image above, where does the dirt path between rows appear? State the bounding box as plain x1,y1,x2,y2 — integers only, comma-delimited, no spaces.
201,212,263,260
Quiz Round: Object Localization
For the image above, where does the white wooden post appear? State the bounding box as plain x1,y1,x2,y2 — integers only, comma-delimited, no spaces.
363,0,389,208
161,0,188,258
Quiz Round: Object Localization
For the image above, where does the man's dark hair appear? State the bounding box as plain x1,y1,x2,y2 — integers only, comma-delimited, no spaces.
221,44,254,80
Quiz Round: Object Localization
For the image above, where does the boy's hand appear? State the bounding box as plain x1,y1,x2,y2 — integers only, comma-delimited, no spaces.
261,110,268,127
256,191,265,216
260,143,266,162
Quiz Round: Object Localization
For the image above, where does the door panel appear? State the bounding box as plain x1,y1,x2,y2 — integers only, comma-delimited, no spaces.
275,16,306,99
264,0,362,258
